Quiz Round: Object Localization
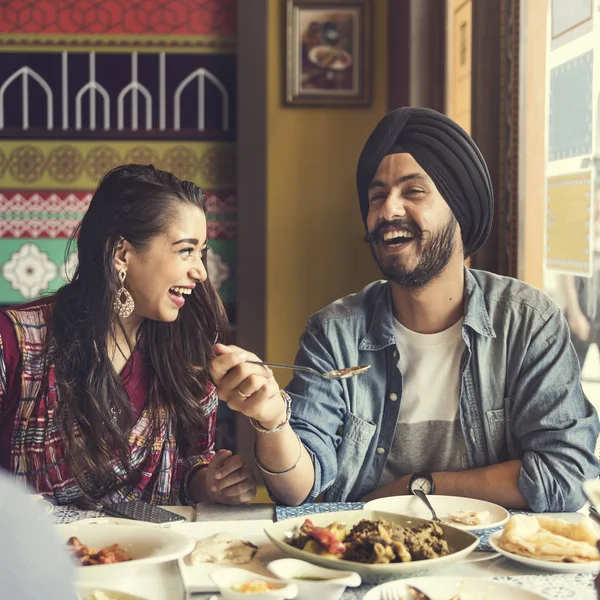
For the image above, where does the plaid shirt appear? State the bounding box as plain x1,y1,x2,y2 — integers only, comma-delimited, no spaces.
0,302,216,505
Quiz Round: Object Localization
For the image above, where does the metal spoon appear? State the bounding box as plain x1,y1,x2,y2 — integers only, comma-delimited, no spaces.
412,488,441,522
247,361,371,380
405,585,433,600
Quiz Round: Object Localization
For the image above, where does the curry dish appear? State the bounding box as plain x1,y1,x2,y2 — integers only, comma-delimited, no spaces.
288,517,451,564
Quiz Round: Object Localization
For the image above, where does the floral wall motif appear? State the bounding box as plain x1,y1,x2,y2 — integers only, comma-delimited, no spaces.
0,0,238,324
2,242,58,299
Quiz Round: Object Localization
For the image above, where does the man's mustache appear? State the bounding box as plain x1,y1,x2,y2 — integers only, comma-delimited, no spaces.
363,219,422,244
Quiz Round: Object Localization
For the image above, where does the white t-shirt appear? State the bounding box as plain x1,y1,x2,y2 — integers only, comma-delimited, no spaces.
379,317,469,487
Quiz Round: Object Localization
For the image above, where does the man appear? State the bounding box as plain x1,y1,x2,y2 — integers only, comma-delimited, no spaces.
210,107,599,512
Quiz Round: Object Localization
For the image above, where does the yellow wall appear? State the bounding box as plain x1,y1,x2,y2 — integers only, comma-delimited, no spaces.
519,0,546,290
447,0,472,133
265,0,387,372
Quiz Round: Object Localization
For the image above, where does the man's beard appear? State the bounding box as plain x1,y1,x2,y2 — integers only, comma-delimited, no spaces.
366,214,458,289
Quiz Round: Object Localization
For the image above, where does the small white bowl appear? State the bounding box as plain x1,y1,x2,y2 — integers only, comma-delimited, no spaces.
209,567,298,600
267,558,361,600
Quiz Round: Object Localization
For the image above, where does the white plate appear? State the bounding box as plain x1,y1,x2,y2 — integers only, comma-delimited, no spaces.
265,509,479,584
172,520,278,593
55,523,195,583
461,550,499,562
363,495,509,531
488,530,600,573
75,585,148,600
29,494,54,514
363,576,549,600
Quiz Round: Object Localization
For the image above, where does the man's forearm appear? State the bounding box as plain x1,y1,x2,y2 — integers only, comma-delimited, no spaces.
254,424,315,506
362,460,529,509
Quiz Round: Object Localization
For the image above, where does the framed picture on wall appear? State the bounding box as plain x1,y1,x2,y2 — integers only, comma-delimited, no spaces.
285,0,372,106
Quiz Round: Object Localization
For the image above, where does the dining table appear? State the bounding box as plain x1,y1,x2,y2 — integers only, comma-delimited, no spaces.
51,500,599,600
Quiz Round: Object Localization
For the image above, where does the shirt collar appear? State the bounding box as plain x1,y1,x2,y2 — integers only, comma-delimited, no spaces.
463,267,496,338
359,267,495,351
358,282,397,351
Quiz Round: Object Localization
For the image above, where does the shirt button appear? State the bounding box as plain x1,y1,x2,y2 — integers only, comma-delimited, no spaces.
376,447,386,455
393,350,398,358
389,393,398,401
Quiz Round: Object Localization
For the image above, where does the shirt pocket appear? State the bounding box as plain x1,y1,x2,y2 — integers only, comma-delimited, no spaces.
485,405,508,463
327,411,376,501
341,410,376,447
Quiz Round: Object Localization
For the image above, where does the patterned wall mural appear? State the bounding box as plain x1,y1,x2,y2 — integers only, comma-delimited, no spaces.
0,0,238,324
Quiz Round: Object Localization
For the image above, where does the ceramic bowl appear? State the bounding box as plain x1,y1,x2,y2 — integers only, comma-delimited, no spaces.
264,509,479,584
209,567,298,600
75,586,148,600
363,576,549,600
54,523,195,583
267,558,360,600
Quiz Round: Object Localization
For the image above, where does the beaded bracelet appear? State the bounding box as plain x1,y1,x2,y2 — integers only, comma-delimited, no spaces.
249,390,291,434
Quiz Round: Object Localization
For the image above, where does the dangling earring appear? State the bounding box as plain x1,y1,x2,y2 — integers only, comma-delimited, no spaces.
114,269,135,318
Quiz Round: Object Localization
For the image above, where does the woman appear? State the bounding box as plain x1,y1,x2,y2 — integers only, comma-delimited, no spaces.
0,164,255,506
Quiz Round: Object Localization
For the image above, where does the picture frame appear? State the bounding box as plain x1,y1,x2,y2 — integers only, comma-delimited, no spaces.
284,0,372,106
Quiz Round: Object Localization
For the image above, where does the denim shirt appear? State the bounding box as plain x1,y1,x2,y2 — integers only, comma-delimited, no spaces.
286,268,600,512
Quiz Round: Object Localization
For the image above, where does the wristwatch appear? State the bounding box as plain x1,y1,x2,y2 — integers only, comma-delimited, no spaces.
408,472,435,495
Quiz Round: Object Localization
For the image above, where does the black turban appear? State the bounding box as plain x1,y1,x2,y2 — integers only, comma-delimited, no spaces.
356,107,494,257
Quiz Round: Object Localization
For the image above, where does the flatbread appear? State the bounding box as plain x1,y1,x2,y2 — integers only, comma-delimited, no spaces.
497,515,600,563
445,510,490,526
190,532,258,565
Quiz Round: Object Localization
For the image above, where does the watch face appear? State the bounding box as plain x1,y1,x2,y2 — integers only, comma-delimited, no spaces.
411,476,432,495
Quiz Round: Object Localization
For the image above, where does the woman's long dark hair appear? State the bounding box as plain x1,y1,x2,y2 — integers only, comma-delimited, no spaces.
49,164,228,498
